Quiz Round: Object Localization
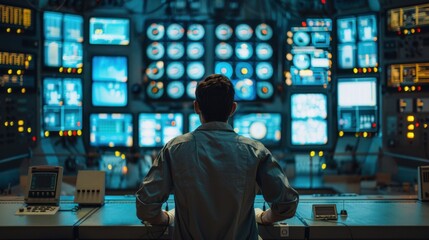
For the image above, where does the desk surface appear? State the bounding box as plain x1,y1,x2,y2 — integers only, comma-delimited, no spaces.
0,195,428,240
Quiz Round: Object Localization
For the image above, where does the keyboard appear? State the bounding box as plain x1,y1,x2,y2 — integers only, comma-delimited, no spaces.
15,205,60,215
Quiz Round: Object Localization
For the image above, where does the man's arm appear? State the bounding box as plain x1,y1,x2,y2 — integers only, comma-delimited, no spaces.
135,147,173,225
256,149,299,224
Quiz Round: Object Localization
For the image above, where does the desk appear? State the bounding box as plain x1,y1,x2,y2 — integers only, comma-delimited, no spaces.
0,195,428,240
0,196,97,240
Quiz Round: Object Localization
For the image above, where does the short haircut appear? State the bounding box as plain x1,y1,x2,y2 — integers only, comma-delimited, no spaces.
195,74,235,122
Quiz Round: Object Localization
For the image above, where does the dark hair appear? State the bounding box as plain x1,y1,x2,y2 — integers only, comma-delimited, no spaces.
195,74,235,122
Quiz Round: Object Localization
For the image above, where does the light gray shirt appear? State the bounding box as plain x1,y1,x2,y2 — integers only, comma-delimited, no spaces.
136,121,299,240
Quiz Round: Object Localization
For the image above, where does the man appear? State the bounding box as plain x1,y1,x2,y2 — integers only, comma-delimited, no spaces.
136,74,299,239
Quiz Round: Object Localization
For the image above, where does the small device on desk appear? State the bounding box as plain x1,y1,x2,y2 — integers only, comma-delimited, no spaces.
74,170,105,206
418,166,429,201
312,204,338,220
16,166,63,215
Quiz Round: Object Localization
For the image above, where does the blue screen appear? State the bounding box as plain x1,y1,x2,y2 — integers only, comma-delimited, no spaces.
92,82,127,107
44,41,62,67
337,78,378,132
90,113,133,147
62,42,83,68
189,113,201,132
89,18,130,45
233,113,282,146
92,56,128,82
139,113,183,147
44,12,62,40
291,93,328,145
63,14,83,42
42,78,82,133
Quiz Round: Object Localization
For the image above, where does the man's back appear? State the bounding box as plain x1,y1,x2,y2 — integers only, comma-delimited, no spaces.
136,121,298,239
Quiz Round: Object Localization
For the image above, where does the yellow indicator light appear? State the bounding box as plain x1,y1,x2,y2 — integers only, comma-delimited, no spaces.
10,121,14,126
18,127,24,132
424,124,428,129
4,122,8,127
17,70,22,75
115,151,121,157
374,67,378,73
321,163,327,170
339,131,344,137
21,88,26,93
121,154,126,160
77,130,82,136
310,151,315,157
407,132,415,139
107,164,113,171
122,166,128,175
353,68,358,74
7,88,12,93
77,68,83,74
27,127,32,133
59,67,63,73
18,120,24,126
318,151,324,157
59,131,63,136
408,124,415,130
363,132,368,138
45,131,50,137
8,69,12,74
407,115,415,122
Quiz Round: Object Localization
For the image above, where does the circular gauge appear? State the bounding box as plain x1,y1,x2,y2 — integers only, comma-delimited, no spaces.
256,62,273,80
215,42,233,60
187,42,205,60
146,81,164,99
235,62,253,79
166,23,184,40
187,24,205,41
255,43,273,60
249,122,267,140
255,23,273,41
293,54,310,70
214,62,233,78
147,23,165,41
166,62,185,80
235,24,253,40
235,42,253,60
146,61,165,80
257,81,274,99
167,42,185,60
167,81,185,99
215,24,233,40
293,31,310,46
187,62,205,80
186,81,198,99
234,79,255,101
146,42,165,60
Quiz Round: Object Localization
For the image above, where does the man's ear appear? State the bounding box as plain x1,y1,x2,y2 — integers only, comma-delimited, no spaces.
230,102,237,116
194,100,201,114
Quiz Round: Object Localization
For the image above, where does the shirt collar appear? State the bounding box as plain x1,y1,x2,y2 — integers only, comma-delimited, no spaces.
196,121,235,132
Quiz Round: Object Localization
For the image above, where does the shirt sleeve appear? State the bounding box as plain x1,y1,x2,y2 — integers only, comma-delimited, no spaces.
135,146,172,221
256,148,299,219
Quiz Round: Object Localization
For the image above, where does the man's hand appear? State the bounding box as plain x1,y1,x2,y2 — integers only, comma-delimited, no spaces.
164,209,175,225
254,208,265,224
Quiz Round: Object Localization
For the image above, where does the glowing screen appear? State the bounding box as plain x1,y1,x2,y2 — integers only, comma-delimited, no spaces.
233,113,282,146
291,93,328,145
188,113,201,132
139,113,184,147
90,113,133,147
42,78,82,134
89,17,130,45
337,78,378,132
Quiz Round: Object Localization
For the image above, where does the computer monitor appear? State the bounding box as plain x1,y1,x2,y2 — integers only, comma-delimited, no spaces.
92,56,128,82
232,79,256,101
188,113,201,132
89,113,133,147
89,17,130,45
291,93,328,145
337,77,378,132
63,14,83,42
138,113,183,147
62,42,83,68
42,78,82,134
92,82,127,107
44,11,62,40
233,113,282,146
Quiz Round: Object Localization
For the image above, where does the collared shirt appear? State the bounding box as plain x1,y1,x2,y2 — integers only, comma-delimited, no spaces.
136,121,299,240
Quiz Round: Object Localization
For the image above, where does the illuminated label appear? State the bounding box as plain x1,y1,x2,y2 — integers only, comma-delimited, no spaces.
0,4,33,30
387,3,429,32
0,51,34,69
